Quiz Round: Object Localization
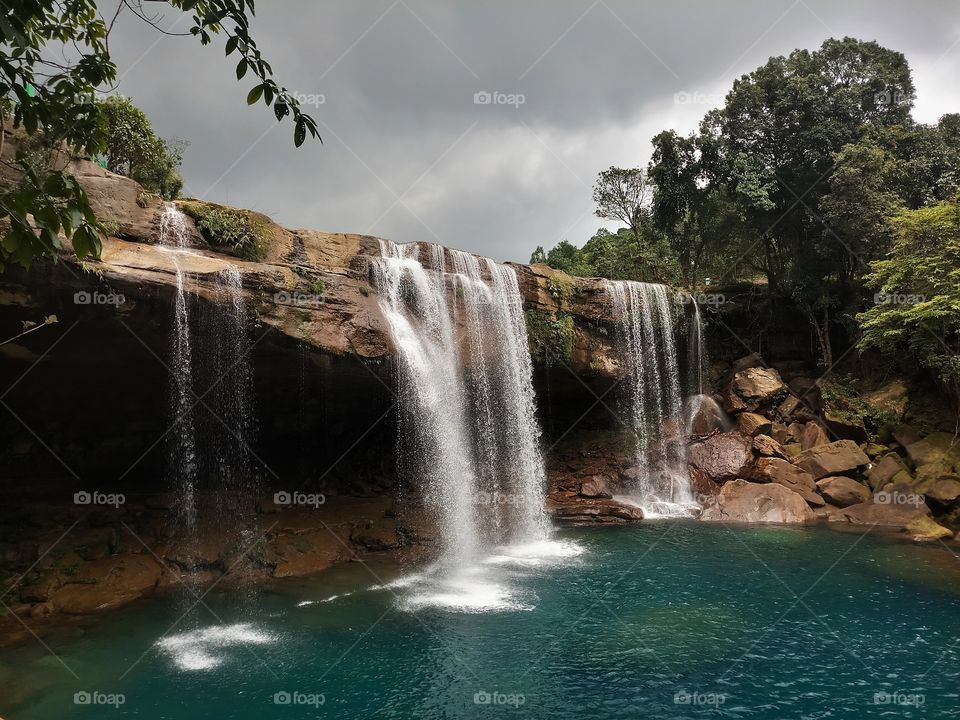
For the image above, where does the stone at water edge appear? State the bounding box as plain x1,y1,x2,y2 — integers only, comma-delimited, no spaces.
793,440,870,480
815,476,871,508
700,480,816,524
924,478,960,507
829,497,930,528
746,457,824,507
579,475,613,499
687,432,752,482
753,434,789,459
866,453,910,488
905,516,954,542
736,412,772,437
800,421,831,451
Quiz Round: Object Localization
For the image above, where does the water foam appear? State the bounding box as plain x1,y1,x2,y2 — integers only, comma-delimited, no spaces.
156,623,275,671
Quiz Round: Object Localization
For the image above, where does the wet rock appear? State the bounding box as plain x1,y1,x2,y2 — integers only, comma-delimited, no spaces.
350,519,400,551
800,421,831,451
753,435,788,459
925,478,960,507
549,500,644,525
579,476,613,499
815,476,871,508
793,440,870,480
268,530,341,578
736,412,771,437
905,516,953,542
866,453,909,488
687,432,752,482
687,396,730,435
747,457,823,507
829,495,930,528
700,480,815,524
50,554,164,614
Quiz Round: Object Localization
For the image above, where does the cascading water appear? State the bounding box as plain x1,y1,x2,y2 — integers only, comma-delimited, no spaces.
372,240,569,611
159,204,198,531
606,280,698,517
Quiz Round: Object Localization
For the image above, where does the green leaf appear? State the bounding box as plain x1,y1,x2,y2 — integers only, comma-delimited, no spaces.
246,83,264,105
294,118,306,147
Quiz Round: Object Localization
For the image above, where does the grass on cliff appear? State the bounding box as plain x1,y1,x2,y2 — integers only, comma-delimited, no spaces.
178,199,275,262
525,309,575,364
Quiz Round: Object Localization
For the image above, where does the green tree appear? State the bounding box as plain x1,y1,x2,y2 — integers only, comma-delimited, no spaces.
0,0,320,271
858,195,960,388
101,96,185,199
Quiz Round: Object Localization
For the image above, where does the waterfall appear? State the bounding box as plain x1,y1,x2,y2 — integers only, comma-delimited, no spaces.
689,297,705,396
159,204,198,531
372,240,548,571
606,280,698,517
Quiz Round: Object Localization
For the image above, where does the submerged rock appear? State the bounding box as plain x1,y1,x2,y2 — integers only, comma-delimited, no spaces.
700,479,815,524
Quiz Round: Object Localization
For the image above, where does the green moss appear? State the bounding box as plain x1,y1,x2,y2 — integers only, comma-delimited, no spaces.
546,275,576,308
179,200,271,261
820,375,898,440
100,219,120,237
525,309,575,364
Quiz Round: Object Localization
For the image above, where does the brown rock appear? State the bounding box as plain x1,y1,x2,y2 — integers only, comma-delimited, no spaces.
747,457,823,506
815,476,871,507
906,433,960,468
579,475,613,499
753,435,788,459
687,432,752,482
50,554,164,614
925,478,960,507
268,530,341,578
800,422,831,451
829,495,930,528
892,424,922,448
778,395,801,418
727,367,789,412
770,423,792,444
905,516,953,542
866,454,909,489
864,380,909,420
549,500,644,525
822,410,869,443
700,480,816,524
736,412,772,437
350,519,399,551
730,354,764,374
793,440,870,480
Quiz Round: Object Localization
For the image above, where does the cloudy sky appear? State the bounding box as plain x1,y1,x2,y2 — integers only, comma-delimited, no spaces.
104,0,960,263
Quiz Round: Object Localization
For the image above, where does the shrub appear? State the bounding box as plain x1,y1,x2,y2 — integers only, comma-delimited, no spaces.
180,201,270,261
525,309,575,363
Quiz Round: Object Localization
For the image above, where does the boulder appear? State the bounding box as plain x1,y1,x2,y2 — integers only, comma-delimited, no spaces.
579,475,613,499
925,478,960,507
830,495,930,528
864,380,909,420
753,434,788,459
793,440,870,480
549,501,644,525
726,367,789,412
687,432,752,482
822,410,868,443
736,412,772,437
904,516,953,542
687,397,730,435
914,462,954,488
50,554,164,614
747,457,823,507
892,424,922,448
905,433,960,468
866,453,909,489
815,476,871,508
800,421,831,451
863,443,889,459
700,480,816,524
777,395,801,418
771,423,793,445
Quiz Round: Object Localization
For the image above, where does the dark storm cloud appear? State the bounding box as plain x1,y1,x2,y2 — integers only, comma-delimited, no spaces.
103,0,960,262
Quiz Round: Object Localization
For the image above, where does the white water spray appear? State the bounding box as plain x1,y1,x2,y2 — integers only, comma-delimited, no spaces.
606,280,698,517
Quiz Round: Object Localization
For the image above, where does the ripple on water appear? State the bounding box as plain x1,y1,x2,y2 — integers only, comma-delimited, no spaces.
156,623,276,671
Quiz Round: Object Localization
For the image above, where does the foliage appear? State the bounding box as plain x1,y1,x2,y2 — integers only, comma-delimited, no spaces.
593,167,650,250
524,309,575,364
100,97,184,199
818,375,898,440
0,0,319,271
180,200,269,261
857,196,960,387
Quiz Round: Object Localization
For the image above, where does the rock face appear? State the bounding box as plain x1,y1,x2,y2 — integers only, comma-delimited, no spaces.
905,433,960,468
736,412,772,437
747,457,823,506
800,421,830,451
816,476,871,507
830,497,930,528
687,432,752,482
49,554,164,614
579,476,613,499
701,480,816,524
793,440,869,479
